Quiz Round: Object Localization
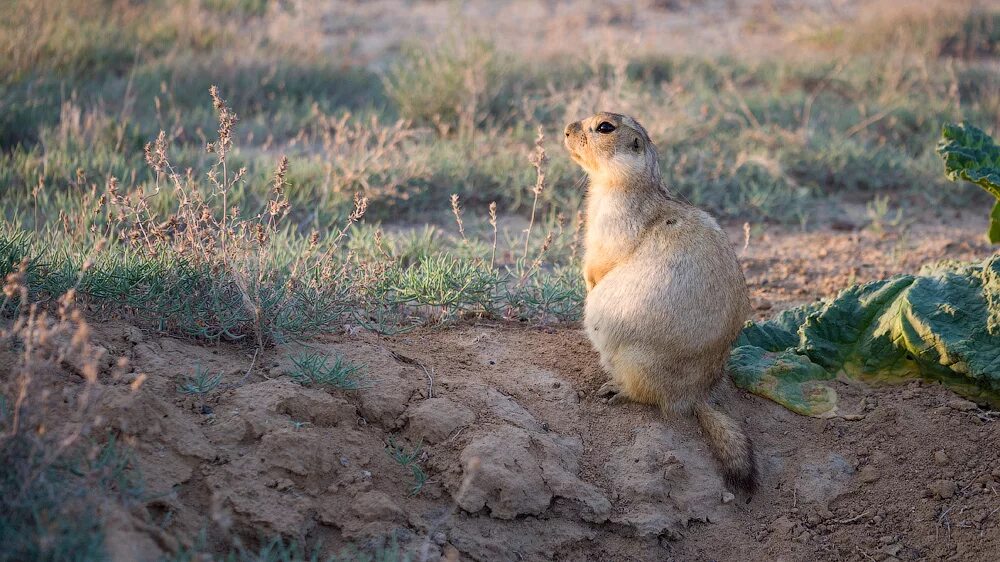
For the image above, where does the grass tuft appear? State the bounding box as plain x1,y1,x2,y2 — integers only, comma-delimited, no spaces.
289,352,365,390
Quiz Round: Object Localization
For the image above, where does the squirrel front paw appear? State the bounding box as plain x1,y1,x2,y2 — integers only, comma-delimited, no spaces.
597,380,629,405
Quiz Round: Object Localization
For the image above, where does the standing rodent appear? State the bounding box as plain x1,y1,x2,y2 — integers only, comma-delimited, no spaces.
564,112,757,495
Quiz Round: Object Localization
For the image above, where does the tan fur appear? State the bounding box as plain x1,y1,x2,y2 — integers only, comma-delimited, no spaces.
565,112,758,494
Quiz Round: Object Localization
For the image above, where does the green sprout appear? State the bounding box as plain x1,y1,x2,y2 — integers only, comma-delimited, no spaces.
386,437,428,496
177,366,224,414
289,352,364,390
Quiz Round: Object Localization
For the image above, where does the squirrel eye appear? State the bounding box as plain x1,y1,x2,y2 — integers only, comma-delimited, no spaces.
595,121,616,134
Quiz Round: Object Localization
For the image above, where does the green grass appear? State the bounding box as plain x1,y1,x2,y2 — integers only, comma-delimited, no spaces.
386,437,429,496
289,352,365,389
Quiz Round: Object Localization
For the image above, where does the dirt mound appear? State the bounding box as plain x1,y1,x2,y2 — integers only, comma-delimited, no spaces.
59,317,999,561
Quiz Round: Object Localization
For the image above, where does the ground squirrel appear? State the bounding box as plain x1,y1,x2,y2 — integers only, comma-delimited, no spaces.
564,112,757,494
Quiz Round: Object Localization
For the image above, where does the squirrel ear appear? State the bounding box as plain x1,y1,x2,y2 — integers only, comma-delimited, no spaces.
633,137,640,151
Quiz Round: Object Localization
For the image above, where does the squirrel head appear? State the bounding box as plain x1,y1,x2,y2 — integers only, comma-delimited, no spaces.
564,112,661,190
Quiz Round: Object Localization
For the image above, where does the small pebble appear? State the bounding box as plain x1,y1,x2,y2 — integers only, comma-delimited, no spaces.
929,479,957,499
882,543,903,557
721,491,735,504
947,398,978,412
934,450,949,466
858,465,880,483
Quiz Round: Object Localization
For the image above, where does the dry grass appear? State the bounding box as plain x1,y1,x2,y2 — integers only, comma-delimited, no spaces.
0,261,141,560
2,0,1000,558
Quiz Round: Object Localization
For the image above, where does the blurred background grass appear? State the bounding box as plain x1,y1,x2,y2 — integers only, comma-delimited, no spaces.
4,0,999,227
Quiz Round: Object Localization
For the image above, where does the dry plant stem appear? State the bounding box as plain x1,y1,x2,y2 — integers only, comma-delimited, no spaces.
722,70,761,130
450,194,466,240
318,193,369,264
799,60,846,134
488,201,498,269
3,279,106,504
517,228,554,289
418,456,482,562
845,106,896,139
570,210,585,262
523,126,547,261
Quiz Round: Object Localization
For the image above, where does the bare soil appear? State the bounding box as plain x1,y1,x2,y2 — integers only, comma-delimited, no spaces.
19,223,1000,561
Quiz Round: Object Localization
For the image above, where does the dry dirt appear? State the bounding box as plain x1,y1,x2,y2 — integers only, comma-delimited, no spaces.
19,222,1000,561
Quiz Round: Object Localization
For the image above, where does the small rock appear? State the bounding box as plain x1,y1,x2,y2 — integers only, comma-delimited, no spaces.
271,478,294,492
123,325,144,344
406,398,475,443
432,531,447,546
340,456,350,467
721,491,735,504
929,479,957,499
755,299,773,311
947,398,978,412
770,516,798,536
933,450,949,466
858,465,880,484
882,543,903,557
442,545,461,562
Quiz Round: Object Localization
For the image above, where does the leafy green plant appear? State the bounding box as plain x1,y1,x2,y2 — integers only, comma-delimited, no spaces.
289,352,364,390
865,194,905,235
731,255,1000,416
937,122,1000,242
385,437,428,496
178,366,224,413
178,367,224,396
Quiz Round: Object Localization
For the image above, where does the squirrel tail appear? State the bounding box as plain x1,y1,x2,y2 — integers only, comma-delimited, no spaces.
694,401,758,496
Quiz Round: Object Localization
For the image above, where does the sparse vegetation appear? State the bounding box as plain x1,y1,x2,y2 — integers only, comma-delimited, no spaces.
3,0,1000,559
386,437,429,496
178,365,224,413
289,352,364,390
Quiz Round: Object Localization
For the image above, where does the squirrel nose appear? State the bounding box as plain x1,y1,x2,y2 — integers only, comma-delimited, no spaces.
565,121,581,137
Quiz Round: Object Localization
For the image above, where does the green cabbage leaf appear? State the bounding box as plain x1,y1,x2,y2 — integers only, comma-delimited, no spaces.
729,256,1000,417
